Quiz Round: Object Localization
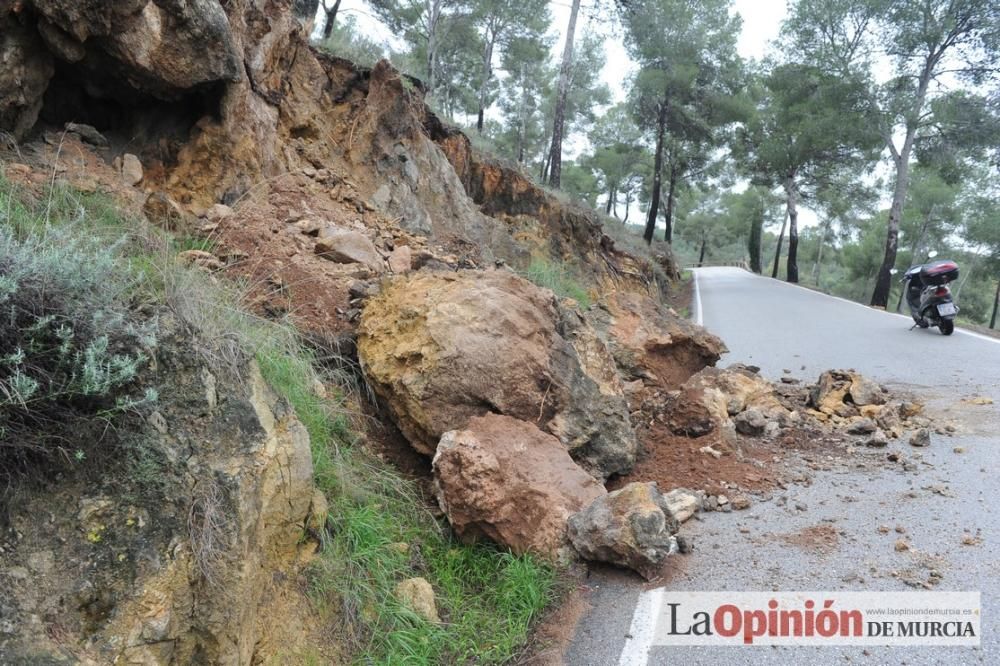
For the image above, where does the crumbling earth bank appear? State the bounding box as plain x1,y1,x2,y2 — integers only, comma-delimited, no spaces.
0,328,323,664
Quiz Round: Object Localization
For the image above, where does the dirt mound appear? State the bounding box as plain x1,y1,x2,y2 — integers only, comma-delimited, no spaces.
615,367,931,500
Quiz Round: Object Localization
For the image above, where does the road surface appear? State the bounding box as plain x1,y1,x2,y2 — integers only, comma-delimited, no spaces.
564,268,999,666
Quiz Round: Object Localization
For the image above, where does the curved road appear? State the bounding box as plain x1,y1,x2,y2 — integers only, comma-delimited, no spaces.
564,268,1000,666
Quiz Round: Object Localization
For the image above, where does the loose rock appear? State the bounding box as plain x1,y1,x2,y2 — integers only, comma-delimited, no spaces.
432,414,605,558
909,428,931,448
567,482,680,580
315,227,384,273
120,153,143,185
734,408,767,436
661,488,701,523
395,578,440,624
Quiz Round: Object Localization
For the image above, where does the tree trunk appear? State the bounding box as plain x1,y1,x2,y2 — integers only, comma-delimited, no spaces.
321,0,341,39
991,278,1000,329
771,208,788,279
605,184,616,215
643,96,669,245
425,0,441,97
516,64,527,163
871,59,934,307
623,190,631,224
698,232,707,267
662,163,678,243
476,35,495,133
540,148,551,182
784,174,799,283
748,196,763,274
545,0,581,188
811,219,829,285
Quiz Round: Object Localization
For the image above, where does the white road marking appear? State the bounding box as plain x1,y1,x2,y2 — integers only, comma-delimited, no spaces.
702,268,1000,347
692,269,703,326
618,586,664,666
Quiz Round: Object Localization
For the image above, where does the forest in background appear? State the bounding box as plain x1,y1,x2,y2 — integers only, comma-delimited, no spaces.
311,0,1000,327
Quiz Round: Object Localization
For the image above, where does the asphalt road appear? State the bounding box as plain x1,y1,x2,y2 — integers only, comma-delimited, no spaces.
563,268,1000,666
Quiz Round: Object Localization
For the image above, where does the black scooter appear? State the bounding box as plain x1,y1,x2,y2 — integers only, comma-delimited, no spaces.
902,259,959,336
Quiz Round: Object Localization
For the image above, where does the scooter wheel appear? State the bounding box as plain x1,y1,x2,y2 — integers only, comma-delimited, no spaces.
940,320,954,336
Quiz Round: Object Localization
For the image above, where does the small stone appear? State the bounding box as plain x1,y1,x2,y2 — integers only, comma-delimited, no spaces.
675,535,693,554
847,418,877,435
177,250,224,271
734,408,767,436
953,447,965,454
121,153,143,185
699,446,722,459
65,122,108,147
395,577,440,624
794,502,807,512
731,495,751,510
963,396,993,406
909,428,931,447
662,488,701,523
895,526,906,534
865,430,889,448
894,539,909,552
717,494,729,506
878,525,890,534
388,245,412,273
961,534,981,546
206,203,234,222
780,377,800,384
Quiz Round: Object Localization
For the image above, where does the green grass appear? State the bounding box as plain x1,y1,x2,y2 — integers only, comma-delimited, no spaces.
522,258,592,309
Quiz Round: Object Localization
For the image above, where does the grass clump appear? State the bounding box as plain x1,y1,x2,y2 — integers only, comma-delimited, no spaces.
309,450,557,664
523,258,592,309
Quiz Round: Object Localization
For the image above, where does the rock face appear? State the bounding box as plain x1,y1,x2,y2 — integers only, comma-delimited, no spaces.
0,8,54,138
586,291,726,389
432,414,606,558
358,270,637,479
0,344,317,664
567,482,680,580
1,0,239,139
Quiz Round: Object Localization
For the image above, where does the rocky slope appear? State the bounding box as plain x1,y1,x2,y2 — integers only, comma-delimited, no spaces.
1,0,734,660
0,323,322,664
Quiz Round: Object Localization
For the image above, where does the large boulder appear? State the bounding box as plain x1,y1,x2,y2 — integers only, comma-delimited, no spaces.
567,482,680,580
358,269,637,479
586,291,726,389
432,414,606,559
664,366,788,437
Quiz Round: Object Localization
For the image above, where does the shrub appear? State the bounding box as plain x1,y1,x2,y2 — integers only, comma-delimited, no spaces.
0,192,156,471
